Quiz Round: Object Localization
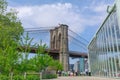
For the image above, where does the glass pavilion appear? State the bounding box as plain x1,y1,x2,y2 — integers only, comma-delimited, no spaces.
88,0,120,78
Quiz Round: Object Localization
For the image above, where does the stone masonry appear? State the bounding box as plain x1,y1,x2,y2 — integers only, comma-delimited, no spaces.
50,24,69,71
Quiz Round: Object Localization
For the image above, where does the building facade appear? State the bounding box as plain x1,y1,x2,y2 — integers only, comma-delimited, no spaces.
73,58,88,74
79,58,85,73
69,64,74,72
88,0,120,78
74,61,80,73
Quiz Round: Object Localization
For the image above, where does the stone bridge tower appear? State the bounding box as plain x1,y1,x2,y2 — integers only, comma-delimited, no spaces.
50,24,69,71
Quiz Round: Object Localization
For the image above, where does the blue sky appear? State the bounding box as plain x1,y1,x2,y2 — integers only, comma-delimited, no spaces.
6,0,114,63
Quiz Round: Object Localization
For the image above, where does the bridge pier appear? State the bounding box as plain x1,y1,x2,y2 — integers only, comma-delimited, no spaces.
50,24,69,71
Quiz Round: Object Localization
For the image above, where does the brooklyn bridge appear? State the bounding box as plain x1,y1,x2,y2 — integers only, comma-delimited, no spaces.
23,24,88,71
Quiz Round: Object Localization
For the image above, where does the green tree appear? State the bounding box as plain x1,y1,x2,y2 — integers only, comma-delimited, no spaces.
29,41,63,72
0,0,23,49
50,60,63,71
31,42,50,72
18,33,36,73
0,0,23,75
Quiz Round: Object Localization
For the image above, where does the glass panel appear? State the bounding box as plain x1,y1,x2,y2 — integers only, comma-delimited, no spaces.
88,6,120,78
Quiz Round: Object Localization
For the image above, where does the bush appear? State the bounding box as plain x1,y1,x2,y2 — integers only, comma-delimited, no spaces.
26,75,40,80
13,75,24,80
13,75,40,80
0,75,41,80
42,74,57,79
0,75,9,80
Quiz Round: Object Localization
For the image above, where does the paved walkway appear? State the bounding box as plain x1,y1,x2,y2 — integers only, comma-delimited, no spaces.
44,76,119,80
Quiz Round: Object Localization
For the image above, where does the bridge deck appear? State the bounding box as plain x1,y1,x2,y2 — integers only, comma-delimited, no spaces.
19,47,88,58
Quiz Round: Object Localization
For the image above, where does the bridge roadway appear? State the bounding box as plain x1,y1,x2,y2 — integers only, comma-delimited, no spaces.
46,49,88,58
19,47,88,58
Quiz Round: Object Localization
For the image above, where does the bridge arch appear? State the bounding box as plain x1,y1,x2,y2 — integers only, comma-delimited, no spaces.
53,36,56,49
57,33,61,50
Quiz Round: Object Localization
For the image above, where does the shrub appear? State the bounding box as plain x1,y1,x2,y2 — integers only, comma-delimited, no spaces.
42,74,57,79
13,75,40,80
0,75,9,80
0,75,41,80
13,75,24,80
26,75,40,80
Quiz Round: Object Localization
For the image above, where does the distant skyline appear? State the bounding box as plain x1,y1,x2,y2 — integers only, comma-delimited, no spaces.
7,0,114,42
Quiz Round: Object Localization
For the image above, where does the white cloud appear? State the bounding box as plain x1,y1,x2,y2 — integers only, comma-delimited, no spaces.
10,2,112,34
12,3,86,33
94,5,107,13
92,3,109,14
82,1,113,28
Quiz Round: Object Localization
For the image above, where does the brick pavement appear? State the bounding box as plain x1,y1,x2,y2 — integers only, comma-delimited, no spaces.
44,76,119,80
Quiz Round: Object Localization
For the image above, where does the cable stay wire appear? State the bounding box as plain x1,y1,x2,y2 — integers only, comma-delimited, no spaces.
68,37,87,49
24,27,55,29
68,37,87,51
68,35,87,47
68,35,87,51
69,43,87,51
22,22,55,29
68,29,88,43
24,29,51,32
24,27,55,31
68,43,87,51
22,22,55,32
68,29,89,43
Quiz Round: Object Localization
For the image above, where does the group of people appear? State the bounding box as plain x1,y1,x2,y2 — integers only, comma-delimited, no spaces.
57,70,91,76
57,71,78,76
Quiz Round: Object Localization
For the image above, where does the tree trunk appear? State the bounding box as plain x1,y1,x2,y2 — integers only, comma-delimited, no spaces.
10,72,13,80
40,71,42,80
24,72,26,79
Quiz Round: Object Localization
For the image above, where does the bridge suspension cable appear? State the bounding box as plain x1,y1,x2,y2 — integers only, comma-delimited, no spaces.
68,29,89,44
68,35,87,47
24,27,55,32
68,29,88,52
68,35,87,51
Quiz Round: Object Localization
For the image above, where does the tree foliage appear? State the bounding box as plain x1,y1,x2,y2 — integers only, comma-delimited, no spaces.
0,0,23,74
0,0,7,14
